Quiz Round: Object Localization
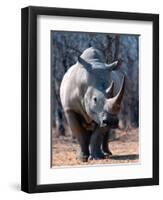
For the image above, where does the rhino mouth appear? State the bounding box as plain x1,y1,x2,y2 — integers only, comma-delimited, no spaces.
100,117,119,128
89,109,119,128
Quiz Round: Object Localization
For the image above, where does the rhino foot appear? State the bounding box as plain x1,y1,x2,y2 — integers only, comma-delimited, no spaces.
103,150,112,158
89,152,105,160
77,152,89,162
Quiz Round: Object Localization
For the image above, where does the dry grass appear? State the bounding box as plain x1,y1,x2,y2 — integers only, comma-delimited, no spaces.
52,128,139,167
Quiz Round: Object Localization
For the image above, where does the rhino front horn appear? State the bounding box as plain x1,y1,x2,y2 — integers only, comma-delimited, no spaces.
107,76,125,114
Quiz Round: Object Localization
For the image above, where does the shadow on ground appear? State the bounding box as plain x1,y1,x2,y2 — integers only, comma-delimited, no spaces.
110,154,139,160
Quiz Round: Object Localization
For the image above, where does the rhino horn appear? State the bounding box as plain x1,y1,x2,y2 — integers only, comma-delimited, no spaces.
106,81,114,98
105,60,119,71
107,76,125,114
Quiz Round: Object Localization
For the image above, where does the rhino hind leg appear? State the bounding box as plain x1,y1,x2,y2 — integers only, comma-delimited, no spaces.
89,129,105,160
102,132,112,158
65,111,91,162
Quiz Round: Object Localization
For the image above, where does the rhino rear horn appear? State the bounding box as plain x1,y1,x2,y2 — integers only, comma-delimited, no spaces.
106,81,114,98
107,76,125,114
105,60,119,71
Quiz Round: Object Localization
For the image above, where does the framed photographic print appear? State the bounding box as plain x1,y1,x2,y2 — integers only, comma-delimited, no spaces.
21,6,159,193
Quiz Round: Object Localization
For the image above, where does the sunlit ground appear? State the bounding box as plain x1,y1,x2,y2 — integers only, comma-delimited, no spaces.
52,128,139,167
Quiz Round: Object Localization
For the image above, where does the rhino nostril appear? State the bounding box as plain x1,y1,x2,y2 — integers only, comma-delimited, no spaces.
102,119,108,125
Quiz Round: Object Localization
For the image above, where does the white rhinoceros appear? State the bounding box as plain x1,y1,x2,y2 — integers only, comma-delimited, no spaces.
60,47,125,161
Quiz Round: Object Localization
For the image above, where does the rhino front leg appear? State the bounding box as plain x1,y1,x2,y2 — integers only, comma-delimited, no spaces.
65,111,91,162
102,131,112,157
89,128,105,160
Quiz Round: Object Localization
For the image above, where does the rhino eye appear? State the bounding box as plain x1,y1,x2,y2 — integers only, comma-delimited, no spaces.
93,97,97,103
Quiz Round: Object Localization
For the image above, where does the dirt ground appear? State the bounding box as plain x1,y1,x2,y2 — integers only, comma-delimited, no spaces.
52,128,139,167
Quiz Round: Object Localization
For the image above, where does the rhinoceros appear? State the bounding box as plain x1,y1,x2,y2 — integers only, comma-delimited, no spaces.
60,47,125,161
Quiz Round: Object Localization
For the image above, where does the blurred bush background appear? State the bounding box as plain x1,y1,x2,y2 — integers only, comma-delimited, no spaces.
51,31,139,136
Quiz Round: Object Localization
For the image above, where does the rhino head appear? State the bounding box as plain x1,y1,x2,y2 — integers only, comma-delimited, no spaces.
84,76,125,128
78,47,125,128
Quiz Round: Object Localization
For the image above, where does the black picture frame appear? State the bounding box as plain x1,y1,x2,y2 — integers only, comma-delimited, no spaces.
21,6,159,193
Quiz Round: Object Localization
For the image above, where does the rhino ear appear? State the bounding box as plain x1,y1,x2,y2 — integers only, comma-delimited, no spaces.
105,60,119,71
106,81,114,98
77,56,92,70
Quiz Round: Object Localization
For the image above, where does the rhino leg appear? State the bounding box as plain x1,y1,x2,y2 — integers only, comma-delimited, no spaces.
102,131,112,157
65,111,91,162
89,128,105,160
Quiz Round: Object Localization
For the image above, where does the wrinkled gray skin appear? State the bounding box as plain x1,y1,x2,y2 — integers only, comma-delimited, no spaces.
60,47,125,161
